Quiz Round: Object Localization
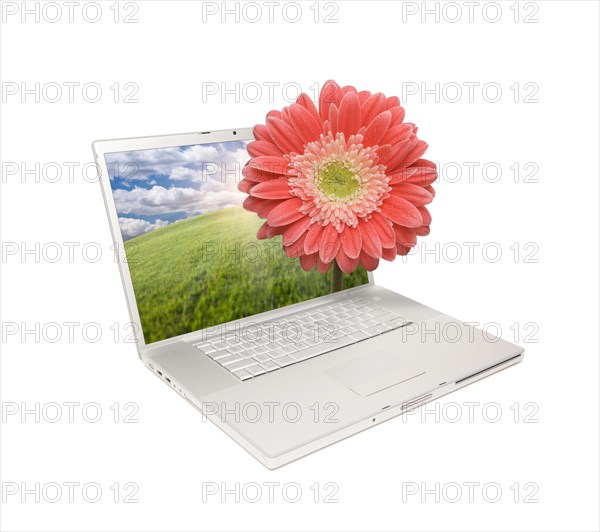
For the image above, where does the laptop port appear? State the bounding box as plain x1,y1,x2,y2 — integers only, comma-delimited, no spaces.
157,370,162,376
165,377,171,383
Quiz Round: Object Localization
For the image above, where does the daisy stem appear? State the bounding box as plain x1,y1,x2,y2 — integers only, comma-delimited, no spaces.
331,260,344,293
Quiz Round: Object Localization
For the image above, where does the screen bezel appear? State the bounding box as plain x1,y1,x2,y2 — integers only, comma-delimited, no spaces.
93,128,375,352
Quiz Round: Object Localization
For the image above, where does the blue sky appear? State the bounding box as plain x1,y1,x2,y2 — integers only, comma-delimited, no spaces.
106,140,249,240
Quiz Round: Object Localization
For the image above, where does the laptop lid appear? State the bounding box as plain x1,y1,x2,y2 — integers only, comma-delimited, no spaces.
93,129,373,351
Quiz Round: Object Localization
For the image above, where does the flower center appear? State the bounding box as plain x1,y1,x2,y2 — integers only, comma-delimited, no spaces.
317,162,360,199
287,132,391,231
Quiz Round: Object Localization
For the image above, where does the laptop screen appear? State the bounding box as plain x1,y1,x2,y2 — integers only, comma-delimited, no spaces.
105,140,369,344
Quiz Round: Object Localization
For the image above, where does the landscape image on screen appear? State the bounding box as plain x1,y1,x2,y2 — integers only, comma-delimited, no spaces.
106,140,369,343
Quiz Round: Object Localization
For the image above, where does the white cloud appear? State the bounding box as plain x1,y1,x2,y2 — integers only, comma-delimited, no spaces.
105,144,235,182
114,184,246,216
110,141,252,235
169,166,204,181
119,217,170,240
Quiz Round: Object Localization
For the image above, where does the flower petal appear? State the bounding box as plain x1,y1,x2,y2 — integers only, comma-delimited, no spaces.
335,248,360,274
319,224,341,263
418,206,432,226
319,80,344,122
380,138,418,171
404,141,429,166
397,244,412,256
390,183,434,206
317,258,332,274
300,252,318,271
359,220,382,258
253,124,272,142
379,195,423,228
340,225,362,259
328,103,339,135
381,124,413,146
362,110,392,147
266,117,305,154
386,96,401,109
244,196,291,220
361,92,387,127
304,223,325,254
369,212,396,248
250,178,293,200
405,166,438,187
337,91,362,139
242,165,281,182
388,167,419,185
375,144,392,161
393,225,417,247
359,251,379,271
266,224,285,238
282,216,312,247
237,178,254,194
358,91,371,105
284,230,307,257
296,92,321,124
382,246,397,261
288,103,323,145
247,155,290,175
257,222,269,240
415,225,430,236
247,140,282,157
266,197,305,227
389,106,406,127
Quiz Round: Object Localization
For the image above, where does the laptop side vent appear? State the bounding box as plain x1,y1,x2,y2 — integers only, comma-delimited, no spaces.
401,393,433,413
455,353,523,385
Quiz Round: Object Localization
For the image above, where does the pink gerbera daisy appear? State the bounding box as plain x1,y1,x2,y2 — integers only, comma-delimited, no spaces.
238,80,437,275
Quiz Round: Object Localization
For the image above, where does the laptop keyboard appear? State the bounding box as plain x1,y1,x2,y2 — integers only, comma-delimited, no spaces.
193,297,411,381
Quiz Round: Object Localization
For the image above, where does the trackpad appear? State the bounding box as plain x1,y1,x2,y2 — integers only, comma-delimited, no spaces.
325,350,425,396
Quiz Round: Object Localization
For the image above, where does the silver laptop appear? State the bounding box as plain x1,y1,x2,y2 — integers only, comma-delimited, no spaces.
93,128,524,469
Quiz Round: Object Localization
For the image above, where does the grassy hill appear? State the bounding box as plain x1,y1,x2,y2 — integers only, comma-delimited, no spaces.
124,206,369,343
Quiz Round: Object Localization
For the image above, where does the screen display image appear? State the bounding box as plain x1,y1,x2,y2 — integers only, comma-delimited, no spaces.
106,140,369,344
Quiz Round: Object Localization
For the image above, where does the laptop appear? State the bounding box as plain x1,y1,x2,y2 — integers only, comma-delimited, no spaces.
93,128,524,469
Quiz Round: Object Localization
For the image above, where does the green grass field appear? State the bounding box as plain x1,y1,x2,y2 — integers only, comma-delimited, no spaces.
124,206,369,343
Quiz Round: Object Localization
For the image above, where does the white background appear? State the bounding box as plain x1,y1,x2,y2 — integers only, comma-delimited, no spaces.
1,1,599,531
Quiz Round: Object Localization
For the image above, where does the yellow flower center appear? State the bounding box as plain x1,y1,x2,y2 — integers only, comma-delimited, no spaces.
317,161,360,199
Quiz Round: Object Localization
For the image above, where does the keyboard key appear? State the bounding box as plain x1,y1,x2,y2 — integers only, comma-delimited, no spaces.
293,340,309,350
219,354,243,366
194,343,212,353
233,369,252,381
227,359,256,372
389,316,411,328
246,364,266,377
212,341,228,350
265,342,280,351
274,355,295,367
209,349,231,360
228,345,244,354
280,345,297,354
261,360,279,372
253,353,271,364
